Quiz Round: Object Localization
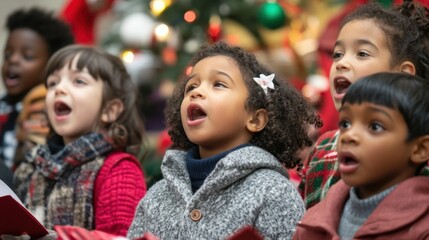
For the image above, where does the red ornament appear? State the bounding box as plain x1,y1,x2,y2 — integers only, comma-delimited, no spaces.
208,23,222,42
208,15,222,42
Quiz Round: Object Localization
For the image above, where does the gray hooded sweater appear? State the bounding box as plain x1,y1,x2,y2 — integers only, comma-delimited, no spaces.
127,145,305,240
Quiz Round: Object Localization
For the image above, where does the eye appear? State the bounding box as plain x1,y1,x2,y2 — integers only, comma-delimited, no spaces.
3,50,11,61
332,50,343,60
46,78,58,88
339,119,351,130
369,122,384,132
23,53,35,61
185,83,197,94
74,78,87,85
357,50,370,58
214,81,227,88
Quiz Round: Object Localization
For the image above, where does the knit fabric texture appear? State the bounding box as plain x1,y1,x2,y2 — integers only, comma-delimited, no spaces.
294,177,429,239
93,152,147,236
14,132,146,235
14,132,112,229
127,145,305,240
185,144,249,192
298,129,340,209
338,186,395,239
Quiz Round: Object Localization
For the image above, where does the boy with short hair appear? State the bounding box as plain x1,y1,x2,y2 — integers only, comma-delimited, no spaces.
294,72,429,239
0,8,74,170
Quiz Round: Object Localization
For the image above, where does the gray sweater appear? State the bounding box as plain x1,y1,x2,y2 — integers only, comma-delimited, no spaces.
127,146,305,240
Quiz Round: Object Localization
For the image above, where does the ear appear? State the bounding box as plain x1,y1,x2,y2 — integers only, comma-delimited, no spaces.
246,109,268,133
101,98,124,123
399,61,416,75
410,135,429,165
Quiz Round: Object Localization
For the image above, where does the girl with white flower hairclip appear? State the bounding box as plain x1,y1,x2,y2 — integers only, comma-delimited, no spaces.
127,41,322,240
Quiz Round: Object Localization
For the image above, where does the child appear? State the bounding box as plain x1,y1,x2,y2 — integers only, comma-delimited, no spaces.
0,8,74,170
298,0,429,209
126,41,322,239
13,45,147,236
294,72,429,239
13,85,49,170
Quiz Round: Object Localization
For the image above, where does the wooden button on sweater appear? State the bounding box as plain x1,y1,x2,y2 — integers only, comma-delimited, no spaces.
190,209,202,221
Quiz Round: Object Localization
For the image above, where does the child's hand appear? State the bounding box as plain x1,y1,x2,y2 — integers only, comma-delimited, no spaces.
36,230,57,240
1,234,30,240
1,230,56,240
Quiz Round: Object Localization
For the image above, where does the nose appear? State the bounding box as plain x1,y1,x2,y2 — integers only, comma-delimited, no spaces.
335,56,351,71
339,127,359,146
6,52,20,64
54,80,67,96
190,87,205,100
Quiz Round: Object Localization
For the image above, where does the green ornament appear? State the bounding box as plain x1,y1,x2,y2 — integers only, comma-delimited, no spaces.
378,0,393,8
258,1,287,30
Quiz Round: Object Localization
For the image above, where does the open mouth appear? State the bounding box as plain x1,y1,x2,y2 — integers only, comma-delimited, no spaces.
341,156,358,165
187,104,207,121
334,78,351,94
54,101,71,116
338,151,359,174
3,70,20,87
7,71,19,79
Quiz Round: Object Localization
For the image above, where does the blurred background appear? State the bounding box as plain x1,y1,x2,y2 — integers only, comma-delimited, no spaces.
0,0,404,186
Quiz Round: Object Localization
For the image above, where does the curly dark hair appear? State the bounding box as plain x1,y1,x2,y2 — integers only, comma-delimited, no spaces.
165,41,322,169
341,0,429,79
44,45,145,155
6,7,74,56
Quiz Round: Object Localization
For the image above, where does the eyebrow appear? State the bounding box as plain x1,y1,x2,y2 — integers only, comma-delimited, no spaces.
187,70,234,83
368,107,394,121
340,104,394,121
216,70,234,82
334,38,378,49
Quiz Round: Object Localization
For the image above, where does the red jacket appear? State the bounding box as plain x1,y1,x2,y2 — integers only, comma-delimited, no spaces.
93,152,147,236
294,177,429,240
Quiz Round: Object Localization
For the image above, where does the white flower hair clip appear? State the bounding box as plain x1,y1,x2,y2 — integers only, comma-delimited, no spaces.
253,73,275,94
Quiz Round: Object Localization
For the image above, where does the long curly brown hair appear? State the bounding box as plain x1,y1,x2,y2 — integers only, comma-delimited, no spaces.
165,41,322,169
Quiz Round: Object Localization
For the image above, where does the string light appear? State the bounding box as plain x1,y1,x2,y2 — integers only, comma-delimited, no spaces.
150,0,172,16
121,50,135,63
184,10,197,23
154,23,170,42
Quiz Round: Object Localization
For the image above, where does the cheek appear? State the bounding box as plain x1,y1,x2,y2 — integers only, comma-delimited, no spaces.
45,97,55,121
329,68,336,87
180,101,187,122
26,61,46,75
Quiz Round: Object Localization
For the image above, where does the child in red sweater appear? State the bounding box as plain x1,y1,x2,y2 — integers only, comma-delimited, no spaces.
13,45,147,236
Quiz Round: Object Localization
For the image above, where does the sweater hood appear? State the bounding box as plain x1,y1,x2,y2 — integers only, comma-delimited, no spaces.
161,145,288,204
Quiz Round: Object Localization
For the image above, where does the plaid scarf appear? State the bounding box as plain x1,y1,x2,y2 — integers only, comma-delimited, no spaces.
14,132,113,229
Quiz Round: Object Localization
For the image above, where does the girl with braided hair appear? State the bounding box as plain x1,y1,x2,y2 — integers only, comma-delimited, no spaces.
298,0,429,209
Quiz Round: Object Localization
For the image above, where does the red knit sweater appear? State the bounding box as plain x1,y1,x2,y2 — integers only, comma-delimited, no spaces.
93,153,147,236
